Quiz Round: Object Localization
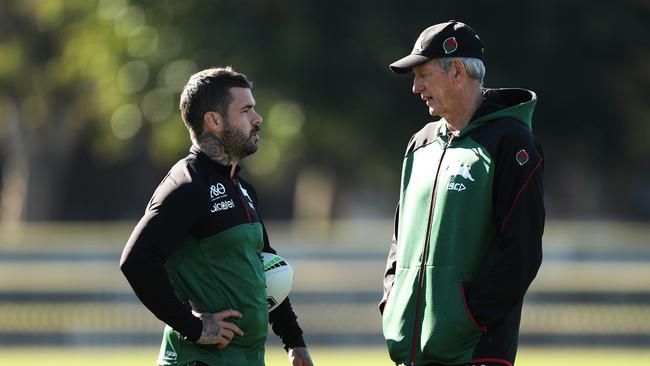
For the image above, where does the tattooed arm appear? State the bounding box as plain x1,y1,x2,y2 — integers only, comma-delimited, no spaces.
193,308,245,348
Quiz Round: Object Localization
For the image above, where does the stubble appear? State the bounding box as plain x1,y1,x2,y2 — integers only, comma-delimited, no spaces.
222,123,258,160
196,123,259,166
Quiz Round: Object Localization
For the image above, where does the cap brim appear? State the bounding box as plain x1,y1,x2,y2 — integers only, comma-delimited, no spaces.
389,54,431,74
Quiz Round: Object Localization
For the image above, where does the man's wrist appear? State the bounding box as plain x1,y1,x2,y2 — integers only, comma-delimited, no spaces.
179,314,205,343
283,335,306,352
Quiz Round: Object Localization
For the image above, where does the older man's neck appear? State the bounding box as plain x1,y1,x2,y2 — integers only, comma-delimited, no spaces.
445,87,483,132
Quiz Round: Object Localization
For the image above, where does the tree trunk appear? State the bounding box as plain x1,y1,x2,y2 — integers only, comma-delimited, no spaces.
1,99,27,223
1,97,75,222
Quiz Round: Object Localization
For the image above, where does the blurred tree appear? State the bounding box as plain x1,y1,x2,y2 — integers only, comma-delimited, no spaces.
0,0,647,222
0,0,164,222
0,0,201,221
0,0,111,221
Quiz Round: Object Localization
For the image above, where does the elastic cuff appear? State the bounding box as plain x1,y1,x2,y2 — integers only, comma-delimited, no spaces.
283,334,306,352
180,316,204,343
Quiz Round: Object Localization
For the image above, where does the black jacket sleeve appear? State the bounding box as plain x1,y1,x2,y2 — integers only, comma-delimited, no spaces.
262,226,306,351
120,179,204,341
269,297,306,351
249,184,306,351
467,125,545,329
379,203,399,315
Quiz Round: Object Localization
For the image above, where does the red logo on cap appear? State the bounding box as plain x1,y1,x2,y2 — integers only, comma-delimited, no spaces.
443,37,458,54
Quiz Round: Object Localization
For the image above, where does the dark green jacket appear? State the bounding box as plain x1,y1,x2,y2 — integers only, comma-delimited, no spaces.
381,89,544,365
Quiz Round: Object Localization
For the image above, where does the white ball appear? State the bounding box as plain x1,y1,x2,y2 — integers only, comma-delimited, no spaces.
261,252,294,311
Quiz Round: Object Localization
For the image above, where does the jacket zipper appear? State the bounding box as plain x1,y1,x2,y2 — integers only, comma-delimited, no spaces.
231,177,253,223
409,132,455,365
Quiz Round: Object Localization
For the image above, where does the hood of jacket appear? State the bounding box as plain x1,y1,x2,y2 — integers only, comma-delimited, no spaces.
438,88,537,138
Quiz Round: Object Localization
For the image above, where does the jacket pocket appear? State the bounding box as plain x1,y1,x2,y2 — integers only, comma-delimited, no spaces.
382,266,419,365
418,266,483,365
459,282,487,333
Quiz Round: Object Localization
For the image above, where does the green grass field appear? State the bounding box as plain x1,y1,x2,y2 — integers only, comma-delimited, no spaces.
2,346,649,365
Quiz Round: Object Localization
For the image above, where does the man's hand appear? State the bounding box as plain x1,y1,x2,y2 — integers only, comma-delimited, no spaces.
192,307,244,349
288,347,314,366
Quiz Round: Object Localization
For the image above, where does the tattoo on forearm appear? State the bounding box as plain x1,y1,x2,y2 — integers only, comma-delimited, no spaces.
197,131,231,166
196,313,222,344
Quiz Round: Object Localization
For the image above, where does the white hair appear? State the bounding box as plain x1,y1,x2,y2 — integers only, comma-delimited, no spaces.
437,57,486,86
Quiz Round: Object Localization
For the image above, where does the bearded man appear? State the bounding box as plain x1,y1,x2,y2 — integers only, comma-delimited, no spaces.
121,67,313,366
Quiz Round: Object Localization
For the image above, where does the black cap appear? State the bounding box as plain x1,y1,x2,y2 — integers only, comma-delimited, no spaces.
389,20,484,74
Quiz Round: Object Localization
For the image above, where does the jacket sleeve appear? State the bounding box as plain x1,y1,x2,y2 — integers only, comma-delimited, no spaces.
119,181,204,341
379,203,399,315
269,297,306,351
249,183,306,351
262,226,306,351
466,128,545,329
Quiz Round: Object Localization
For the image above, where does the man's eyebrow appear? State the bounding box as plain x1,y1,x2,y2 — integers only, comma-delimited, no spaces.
241,103,255,110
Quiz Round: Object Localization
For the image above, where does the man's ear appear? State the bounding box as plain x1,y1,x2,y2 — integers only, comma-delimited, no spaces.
450,59,466,84
203,111,225,134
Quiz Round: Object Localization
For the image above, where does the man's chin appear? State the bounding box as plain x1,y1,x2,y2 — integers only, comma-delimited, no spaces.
428,107,440,117
242,145,258,157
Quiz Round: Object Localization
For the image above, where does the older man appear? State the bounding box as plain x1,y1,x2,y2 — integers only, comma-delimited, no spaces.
380,21,544,366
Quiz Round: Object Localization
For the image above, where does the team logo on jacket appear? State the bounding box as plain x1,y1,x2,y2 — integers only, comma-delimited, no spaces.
446,162,475,181
238,183,255,210
446,162,474,192
516,149,529,165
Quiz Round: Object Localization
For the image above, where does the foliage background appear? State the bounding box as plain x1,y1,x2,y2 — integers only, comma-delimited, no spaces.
1,1,649,360
0,0,648,223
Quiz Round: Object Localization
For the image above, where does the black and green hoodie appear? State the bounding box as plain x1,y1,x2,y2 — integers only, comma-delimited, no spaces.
380,89,544,366
121,145,305,366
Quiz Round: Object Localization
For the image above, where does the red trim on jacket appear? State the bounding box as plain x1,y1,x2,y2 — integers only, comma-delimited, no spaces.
459,283,487,333
500,157,543,232
471,357,513,366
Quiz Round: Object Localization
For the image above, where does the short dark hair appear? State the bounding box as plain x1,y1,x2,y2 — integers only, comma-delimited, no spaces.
179,66,252,137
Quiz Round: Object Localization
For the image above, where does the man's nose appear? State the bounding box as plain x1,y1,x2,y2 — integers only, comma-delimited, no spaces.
253,111,263,125
412,76,424,94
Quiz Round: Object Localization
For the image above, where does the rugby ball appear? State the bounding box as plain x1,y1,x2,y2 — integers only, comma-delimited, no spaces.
261,252,294,311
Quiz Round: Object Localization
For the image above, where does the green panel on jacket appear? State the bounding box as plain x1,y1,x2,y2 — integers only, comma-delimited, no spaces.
158,222,268,366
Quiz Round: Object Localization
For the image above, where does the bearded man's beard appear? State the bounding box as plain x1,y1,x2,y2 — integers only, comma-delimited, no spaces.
222,121,259,160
